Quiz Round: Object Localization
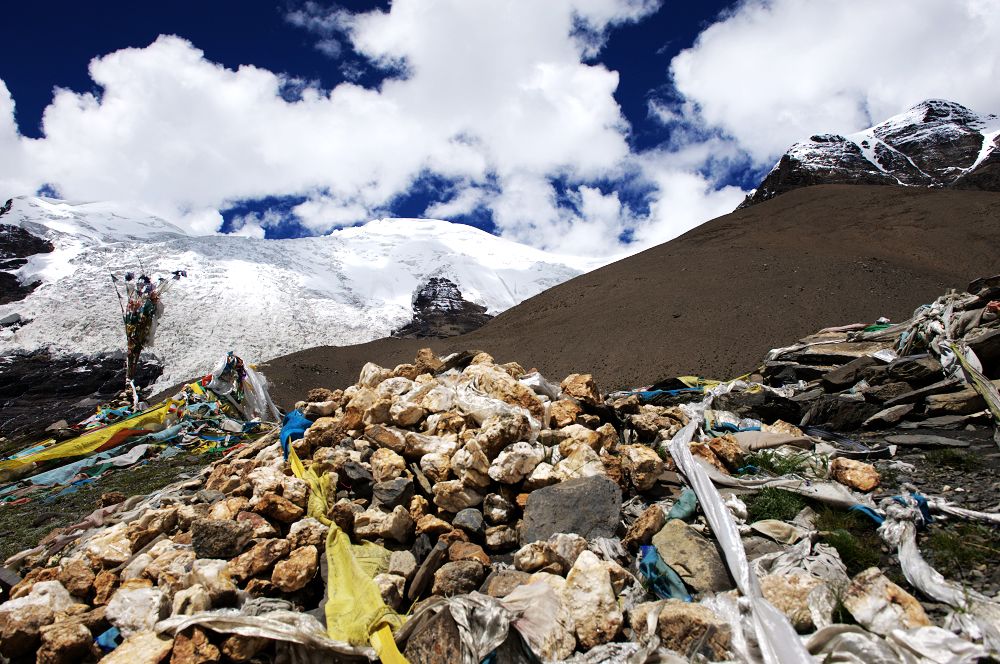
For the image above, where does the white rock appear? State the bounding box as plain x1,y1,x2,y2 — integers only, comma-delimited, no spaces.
564,550,623,649
451,441,491,489
105,587,169,638
404,431,458,458
377,377,415,399
171,584,212,616
525,573,577,659
523,462,557,490
359,362,393,388
488,442,544,484
553,446,606,481
121,553,153,581
83,522,132,567
186,559,237,602
0,580,74,617
548,533,587,569
374,573,406,610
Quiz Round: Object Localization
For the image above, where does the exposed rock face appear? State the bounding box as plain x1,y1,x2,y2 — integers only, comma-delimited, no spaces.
741,100,1000,208
392,277,493,338
0,350,162,444
0,222,53,305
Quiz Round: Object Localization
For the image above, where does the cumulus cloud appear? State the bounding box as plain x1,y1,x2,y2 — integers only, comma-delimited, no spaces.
0,0,660,255
1,0,998,257
669,0,1000,163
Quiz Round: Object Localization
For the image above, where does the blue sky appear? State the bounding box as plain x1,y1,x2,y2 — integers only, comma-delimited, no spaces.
1,1,998,254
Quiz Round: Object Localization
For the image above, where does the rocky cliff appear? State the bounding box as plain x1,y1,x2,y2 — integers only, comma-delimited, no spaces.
741,100,1000,207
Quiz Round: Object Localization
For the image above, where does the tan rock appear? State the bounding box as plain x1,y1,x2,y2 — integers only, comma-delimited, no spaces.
288,517,329,550
419,451,452,483
523,462,557,490
652,520,733,593
83,522,132,567
424,411,467,436
514,542,560,573
560,373,600,406
416,514,453,536
57,560,95,599
413,348,444,375
550,399,582,428
449,541,491,566
707,434,745,470
271,545,319,592
364,424,408,454
461,363,545,421
620,444,665,491
93,570,119,606
363,398,394,426
186,559,237,603
280,476,310,508
485,525,519,551
254,493,304,523
234,511,277,539
101,631,173,664
595,423,620,453
557,424,602,457
228,539,291,582
169,627,220,664
36,621,94,664
553,445,606,481
629,600,730,660
622,504,666,549
220,635,268,662
489,442,544,483
208,497,248,521
403,431,458,458
433,480,484,512
374,573,406,610
690,442,729,474
0,604,55,658
171,585,212,616
630,406,686,442
830,457,880,492
565,551,622,649
760,573,826,632
843,567,930,635
391,401,426,427
371,447,407,483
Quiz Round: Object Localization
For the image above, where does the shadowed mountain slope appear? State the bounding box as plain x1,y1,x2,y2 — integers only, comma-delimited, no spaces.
260,185,1000,405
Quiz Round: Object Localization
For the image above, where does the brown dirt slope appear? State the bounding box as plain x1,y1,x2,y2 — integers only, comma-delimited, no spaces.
261,185,1000,406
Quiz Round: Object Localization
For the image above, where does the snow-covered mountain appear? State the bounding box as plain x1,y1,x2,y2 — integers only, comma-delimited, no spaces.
741,100,1000,207
0,197,602,391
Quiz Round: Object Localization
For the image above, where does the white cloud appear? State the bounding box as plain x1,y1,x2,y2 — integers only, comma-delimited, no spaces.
0,0,657,254
670,0,1000,163
2,0,998,259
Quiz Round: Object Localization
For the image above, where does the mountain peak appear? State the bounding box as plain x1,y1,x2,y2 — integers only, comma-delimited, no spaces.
740,99,1000,208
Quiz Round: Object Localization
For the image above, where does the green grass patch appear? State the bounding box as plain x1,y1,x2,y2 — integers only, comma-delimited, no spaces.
923,449,975,470
815,506,883,576
742,450,816,476
923,523,1000,577
746,487,806,522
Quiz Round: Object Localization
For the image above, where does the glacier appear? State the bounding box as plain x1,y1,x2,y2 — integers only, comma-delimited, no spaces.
0,197,604,391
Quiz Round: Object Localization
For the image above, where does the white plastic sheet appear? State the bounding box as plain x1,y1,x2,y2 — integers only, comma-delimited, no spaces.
669,420,813,664
878,495,1000,653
